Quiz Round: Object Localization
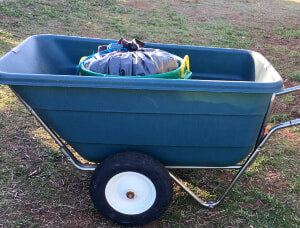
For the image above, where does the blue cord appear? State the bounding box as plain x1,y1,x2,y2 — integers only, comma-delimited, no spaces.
76,43,129,75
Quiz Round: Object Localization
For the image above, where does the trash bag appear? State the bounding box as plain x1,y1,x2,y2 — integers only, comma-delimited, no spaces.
82,38,179,76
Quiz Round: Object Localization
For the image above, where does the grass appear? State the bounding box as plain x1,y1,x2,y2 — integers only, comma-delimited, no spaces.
0,0,299,227
280,94,296,105
270,113,292,124
0,31,20,56
273,26,300,39
284,72,300,82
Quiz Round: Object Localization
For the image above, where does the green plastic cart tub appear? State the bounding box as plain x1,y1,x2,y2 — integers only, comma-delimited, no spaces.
0,34,283,166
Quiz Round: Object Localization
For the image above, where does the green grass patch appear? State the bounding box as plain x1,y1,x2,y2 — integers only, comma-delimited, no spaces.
273,26,300,39
210,23,253,48
280,94,296,105
266,56,279,68
230,188,298,227
13,216,36,228
0,0,108,37
284,72,300,82
266,45,287,55
289,50,300,57
291,126,299,133
270,113,291,124
0,30,20,56
40,149,62,162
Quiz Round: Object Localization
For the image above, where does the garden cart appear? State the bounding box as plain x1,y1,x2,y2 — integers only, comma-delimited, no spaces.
0,35,299,226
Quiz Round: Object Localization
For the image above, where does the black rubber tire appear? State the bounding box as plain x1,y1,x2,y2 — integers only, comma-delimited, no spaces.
90,151,173,226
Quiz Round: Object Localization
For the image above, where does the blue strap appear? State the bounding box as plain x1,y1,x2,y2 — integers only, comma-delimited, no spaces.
76,44,129,75
107,43,123,49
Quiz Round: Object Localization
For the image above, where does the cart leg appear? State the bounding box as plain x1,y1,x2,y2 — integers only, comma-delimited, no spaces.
169,158,254,209
170,118,300,208
169,145,261,208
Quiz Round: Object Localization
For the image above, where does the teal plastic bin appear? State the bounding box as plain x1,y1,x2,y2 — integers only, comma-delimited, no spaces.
0,35,283,166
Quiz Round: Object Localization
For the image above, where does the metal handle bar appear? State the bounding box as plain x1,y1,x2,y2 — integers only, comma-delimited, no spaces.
259,119,299,149
272,84,299,135
276,85,300,96
169,118,300,208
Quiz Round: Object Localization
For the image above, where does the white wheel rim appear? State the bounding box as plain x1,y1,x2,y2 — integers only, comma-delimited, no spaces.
105,171,156,215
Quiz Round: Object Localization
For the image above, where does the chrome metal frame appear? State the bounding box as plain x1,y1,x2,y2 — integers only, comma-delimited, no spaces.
276,85,300,95
169,117,300,208
11,85,300,208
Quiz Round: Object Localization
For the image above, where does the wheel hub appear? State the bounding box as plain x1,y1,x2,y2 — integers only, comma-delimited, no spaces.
126,191,135,199
105,171,156,215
